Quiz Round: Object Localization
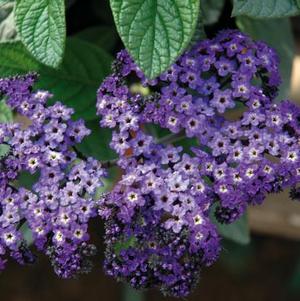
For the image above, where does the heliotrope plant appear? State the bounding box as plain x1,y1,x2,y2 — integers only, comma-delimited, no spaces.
0,30,299,297
0,74,106,277
96,29,300,296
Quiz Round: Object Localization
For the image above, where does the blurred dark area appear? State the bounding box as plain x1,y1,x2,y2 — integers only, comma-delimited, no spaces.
1,233,300,301
1,0,300,300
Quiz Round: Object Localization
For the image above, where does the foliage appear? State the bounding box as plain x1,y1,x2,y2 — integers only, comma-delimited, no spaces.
110,0,200,78
15,0,66,67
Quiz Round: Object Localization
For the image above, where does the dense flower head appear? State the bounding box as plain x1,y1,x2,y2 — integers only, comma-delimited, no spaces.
99,141,221,296
0,74,106,277
97,30,300,296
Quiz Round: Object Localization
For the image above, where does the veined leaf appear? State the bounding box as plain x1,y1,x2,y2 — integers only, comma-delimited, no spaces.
110,0,200,79
232,0,300,18
15,0,66,67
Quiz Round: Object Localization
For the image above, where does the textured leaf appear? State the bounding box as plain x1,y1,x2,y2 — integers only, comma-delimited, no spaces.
15,0,66,67
237,17,294,100
202,0,225,25
75,26,118,51
232,0,300,18
0,38,112,120
110,0,200,78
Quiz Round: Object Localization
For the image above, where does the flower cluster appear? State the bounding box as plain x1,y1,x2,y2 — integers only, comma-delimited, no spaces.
0,74,106,277
97,30,300,296
99,142,221,296
0,28,299,298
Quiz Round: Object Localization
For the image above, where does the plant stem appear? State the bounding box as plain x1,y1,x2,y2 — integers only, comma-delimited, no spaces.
73,146,118,168
156,131,186,145
101,158,118,169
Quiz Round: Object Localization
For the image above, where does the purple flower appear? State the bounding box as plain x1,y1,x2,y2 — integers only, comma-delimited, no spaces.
211,89,235,113
93,29,300,297
0,74,106,278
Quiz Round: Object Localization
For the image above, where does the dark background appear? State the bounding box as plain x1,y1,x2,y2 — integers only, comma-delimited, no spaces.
1,234,300,301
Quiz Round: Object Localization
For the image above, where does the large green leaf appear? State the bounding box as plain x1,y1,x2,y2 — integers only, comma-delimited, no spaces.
237,17,294,100
110,0,200,79
15,0,66,67
0,38,112,120
232,0,300,18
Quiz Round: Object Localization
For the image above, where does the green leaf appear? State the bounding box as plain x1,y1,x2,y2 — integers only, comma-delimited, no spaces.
114,236,137,255
0,38,113,120
0,143,10,157
0,1,14,5
110,0,200,79
201,0,225,25
16,171,39,189
297,0,300,8
0,100,12,122
0,10,17,42
217,214,250,245
210,204,250,245
75,26,118,51
19,223,34,245
236,17,294,100
123,284,145,301
0,1,17,42
0,100,12,158
232,0,300,18
76,120,117,161
15,0,66,67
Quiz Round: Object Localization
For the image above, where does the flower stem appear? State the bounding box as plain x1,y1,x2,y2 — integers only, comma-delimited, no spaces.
156,131,186,145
